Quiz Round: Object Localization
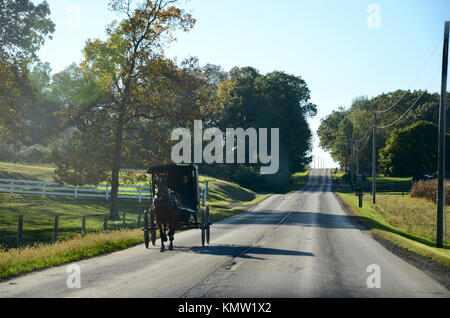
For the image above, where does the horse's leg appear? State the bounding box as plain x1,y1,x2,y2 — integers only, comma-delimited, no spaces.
169,207,179,250
168,224,175,250
159,222,165,252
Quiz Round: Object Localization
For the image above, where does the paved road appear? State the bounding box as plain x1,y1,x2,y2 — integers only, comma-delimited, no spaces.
0,169,448,298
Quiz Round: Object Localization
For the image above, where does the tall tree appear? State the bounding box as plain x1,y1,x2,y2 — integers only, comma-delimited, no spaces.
379,121,450,177
215,67,316,189
0,0,55,144
55,0,197,219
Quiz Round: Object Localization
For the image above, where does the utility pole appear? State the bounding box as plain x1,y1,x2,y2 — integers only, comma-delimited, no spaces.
350,136,355,191
372,112,377,204
356,143,360,191
437,21,449,248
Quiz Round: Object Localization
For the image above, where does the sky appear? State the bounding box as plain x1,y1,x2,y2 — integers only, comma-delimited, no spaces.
35,0,450,168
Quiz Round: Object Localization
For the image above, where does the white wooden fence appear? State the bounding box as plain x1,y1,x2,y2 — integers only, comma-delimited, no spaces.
0,178,151,202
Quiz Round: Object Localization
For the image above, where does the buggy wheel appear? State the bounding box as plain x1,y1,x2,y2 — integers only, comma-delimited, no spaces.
201,208,206,247
150,209,156,246
143,211,150,249
206,205,210,245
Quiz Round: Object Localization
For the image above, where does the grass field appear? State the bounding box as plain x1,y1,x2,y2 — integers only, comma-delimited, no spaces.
365,175,412,183
338,193,450,267
0,162,57,182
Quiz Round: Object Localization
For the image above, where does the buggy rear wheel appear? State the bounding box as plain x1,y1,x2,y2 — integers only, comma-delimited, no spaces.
206,205,210,244
143,211,150,249
150,209,156,246
201,208,206,247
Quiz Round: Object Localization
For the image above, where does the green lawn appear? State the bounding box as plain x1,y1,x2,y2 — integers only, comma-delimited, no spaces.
365,175,412,183
338,193,450,267
333,172,411,186
0,162,56,182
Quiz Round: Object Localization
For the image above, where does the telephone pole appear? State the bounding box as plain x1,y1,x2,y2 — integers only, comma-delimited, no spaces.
356,144,360,191
351,136,355,191
372,112,377,204
437,21,449,248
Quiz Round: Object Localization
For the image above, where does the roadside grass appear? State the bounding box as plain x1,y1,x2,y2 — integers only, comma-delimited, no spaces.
337,193,450,267
0,230,143,279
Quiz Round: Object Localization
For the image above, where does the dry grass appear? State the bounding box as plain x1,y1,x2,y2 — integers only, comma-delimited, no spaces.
0,229,143,279
365,194,450,245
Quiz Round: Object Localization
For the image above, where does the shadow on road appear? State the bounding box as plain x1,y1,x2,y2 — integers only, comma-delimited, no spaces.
186,245,314,260
222,210,365,230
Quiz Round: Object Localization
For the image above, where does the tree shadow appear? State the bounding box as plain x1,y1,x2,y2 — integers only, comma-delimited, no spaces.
222,210,366,230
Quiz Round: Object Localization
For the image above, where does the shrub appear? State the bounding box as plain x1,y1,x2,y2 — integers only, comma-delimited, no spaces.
410,179,450,204
19,144,51,164
0,143,20,162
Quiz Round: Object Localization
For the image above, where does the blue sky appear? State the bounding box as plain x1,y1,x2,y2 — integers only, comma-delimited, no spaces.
35,0,450,168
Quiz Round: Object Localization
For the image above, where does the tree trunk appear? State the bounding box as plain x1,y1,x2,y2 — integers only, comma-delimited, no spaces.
109,123,124,220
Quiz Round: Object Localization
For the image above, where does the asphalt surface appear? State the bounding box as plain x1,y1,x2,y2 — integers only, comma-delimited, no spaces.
0,169,449,298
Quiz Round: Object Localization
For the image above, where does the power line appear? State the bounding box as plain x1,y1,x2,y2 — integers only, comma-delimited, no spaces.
375,38,442,114
355,128,371,144
355,130,372,152
375,68,441,129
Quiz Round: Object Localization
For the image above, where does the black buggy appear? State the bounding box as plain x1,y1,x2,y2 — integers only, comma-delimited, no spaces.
143,163,211,248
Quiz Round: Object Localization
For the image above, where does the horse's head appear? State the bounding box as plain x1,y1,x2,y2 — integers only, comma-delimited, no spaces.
154,172,169,200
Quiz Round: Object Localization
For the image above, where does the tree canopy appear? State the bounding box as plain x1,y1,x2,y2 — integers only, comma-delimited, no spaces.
379,121,450,177
318,90,449,175
0,0,55,144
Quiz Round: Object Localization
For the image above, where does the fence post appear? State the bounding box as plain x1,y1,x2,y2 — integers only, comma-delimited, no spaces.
104,214,108,231
122,211,126,229
106,185,109,200
17,215,23,248
81,216,86,236
359,191,363,208
53,215,59,242
10,180,14,196
138,186,142,203
42,182,46,199
75,186,78,199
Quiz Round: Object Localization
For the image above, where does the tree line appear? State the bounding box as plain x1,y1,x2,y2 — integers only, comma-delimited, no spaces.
318,89,450,179
0,0,316,219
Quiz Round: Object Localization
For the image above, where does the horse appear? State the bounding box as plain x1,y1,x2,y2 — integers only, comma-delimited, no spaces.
152,173,181,252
